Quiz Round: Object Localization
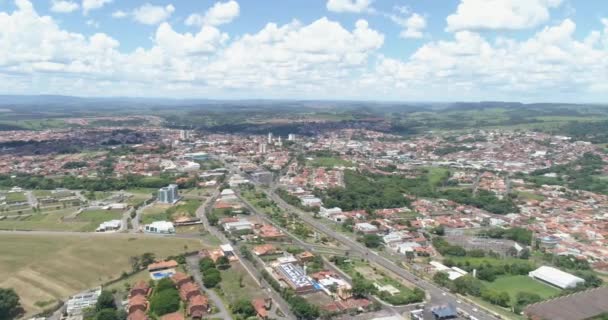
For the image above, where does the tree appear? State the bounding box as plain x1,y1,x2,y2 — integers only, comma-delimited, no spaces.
362,234,382,248
288,296,319,320
216,256,231,270
199,257,216,272
0,288,21,320
351,275,376,298
140,252,156,268
96,291,116,311
150,289,180,316
156,278,175,292
231,299,256,318
203,268,222,288
433,272,450,287
515,291,541,311
96,309,118,320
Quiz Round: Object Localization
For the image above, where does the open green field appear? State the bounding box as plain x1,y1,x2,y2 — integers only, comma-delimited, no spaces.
216,263,265,310
0,210,87,231
425,167,450,186
483,275,560,300
307,157,354,168
124,188,156,206
5,192,27,203
0,209,123,232
74,209,124,231
141,203,172,224
0,233,204,317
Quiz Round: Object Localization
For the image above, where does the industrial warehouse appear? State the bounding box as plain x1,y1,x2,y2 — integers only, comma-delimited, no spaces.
528,266,585,289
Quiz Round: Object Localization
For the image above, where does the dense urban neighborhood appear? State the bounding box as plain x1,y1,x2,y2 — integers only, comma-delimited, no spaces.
1,103,608,320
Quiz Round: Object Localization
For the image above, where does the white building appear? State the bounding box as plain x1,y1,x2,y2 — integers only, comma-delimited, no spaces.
96,220,121,232
223,220,253,233
144,221,175,234
66,287,102,315
430,261,468,280
319,206,342,218
395,242,421,254
300,195,322,207
354,222,379,234
529,266,585,289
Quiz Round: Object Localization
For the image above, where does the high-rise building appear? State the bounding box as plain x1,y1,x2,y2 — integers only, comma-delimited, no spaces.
288,134,296,141
267,132,273,144
179,130,191,141
259,143,267,154
158,184,180,204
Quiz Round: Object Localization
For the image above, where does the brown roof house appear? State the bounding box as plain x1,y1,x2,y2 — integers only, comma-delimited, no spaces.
127,294,149,314
130,281,151,297
127,309,148,320
171,272,191,288
179,282,201,301
187,294,209,319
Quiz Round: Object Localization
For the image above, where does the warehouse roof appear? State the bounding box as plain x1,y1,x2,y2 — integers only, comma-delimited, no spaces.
525,286,608,320
528,266,585,289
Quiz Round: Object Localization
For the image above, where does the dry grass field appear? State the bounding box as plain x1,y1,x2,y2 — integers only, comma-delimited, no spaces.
0,233,205,317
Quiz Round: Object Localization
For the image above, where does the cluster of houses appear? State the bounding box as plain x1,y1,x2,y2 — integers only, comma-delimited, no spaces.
127,260,209,320
250,244,371,314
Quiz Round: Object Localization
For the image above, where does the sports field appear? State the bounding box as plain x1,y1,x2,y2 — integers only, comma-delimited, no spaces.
0,233,204,316
483,275,560,300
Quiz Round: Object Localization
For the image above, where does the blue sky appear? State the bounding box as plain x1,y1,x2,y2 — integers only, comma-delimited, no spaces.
0,0,607,101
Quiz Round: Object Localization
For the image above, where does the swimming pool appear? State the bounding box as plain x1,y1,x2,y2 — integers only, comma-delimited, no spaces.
150,270,176,280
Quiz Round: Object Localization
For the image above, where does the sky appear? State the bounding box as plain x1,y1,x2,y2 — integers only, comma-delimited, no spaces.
0,0,607,102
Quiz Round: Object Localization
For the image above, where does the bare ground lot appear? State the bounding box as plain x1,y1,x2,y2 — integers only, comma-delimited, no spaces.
0,233,205,317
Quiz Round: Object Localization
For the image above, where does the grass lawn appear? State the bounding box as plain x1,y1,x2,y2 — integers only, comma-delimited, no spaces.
141,204,172,224
74,209,124,231
483,275,560,300
5,192,27,203
425,166,450,186
0,209,88,231
216,264,264,307
307,157,354,168
0,233,203,317
32,190,53,197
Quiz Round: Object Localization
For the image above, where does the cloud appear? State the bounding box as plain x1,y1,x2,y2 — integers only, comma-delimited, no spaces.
326,0,372,13
3,0,608,101
50,0,79,13
185,0,239,27
446,0,564,32
154,22,229,56
111,10,126,18
132,3,175,25
82,0,112,15
370,18,608,100
391,12,427,39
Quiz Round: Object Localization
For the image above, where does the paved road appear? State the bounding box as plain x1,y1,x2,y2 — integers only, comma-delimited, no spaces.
195,189,295,319
185,255,232,320
264,188,499,320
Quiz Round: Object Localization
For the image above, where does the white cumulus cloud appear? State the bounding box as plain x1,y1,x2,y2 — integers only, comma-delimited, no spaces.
82,0,112,15
185,0,239,27
391,12,427,39
446,0,564,32
111,10,127,18
50,0,79,13
132,3,175,25
326,0,373,13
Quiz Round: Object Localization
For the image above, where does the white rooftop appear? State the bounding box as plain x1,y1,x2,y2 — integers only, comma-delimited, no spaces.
529,266,585,289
